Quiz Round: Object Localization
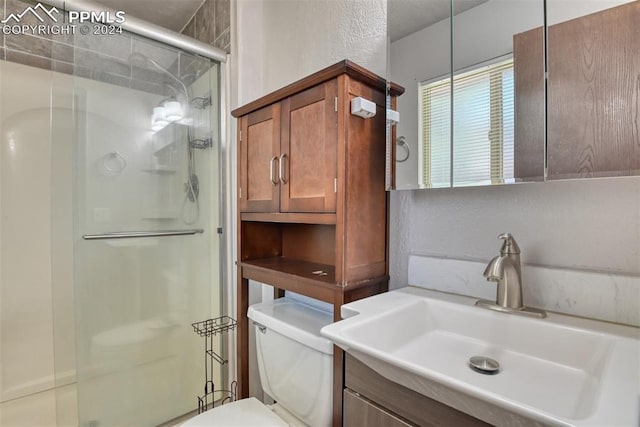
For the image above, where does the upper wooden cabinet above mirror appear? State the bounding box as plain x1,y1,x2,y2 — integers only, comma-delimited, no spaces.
387,0,640,190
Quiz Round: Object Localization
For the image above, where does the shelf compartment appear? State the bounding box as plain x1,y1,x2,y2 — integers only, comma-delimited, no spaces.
240,257,337,303
241,212,337,225
140,166,178,174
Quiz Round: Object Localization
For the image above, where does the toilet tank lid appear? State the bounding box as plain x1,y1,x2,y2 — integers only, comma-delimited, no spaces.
248,297,334,355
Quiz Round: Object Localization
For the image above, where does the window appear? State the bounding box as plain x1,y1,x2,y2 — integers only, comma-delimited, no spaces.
419,58,514,187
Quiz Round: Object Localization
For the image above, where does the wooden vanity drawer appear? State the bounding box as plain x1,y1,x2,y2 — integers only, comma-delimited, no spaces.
344,389,414,427
345,354,490,427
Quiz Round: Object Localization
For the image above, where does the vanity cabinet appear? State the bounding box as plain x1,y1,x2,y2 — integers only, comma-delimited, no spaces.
238,81,338,213
344,389,413,427
344,354,490,427
232,60,404,426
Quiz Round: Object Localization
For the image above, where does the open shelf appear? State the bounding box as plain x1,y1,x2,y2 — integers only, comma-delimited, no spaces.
241,212,337,225
240,257,337,302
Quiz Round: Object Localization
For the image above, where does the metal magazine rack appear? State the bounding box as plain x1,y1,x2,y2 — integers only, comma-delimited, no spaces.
191,316,238,413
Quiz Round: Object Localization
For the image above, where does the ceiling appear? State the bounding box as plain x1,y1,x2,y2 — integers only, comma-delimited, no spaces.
389,0,488,42
97,0,204,32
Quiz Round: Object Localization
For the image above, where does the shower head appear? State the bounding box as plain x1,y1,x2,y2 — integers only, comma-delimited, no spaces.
129,52,190,102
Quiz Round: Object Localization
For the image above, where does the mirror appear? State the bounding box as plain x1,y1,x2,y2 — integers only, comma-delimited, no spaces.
388,0,639,190
546,0,640,180
388,0,545,189
452,0,545,187
388,0,453,189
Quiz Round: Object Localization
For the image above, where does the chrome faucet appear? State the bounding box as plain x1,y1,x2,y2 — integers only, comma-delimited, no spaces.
476,233,546,318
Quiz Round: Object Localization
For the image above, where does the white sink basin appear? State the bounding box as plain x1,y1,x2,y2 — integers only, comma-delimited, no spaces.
321,287,640,426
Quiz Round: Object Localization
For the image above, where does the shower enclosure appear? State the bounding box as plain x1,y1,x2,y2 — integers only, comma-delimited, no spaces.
0,14,227,427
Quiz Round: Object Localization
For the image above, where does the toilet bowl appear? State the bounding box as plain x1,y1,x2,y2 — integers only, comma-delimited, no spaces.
180,398,288,426
182,296,334,426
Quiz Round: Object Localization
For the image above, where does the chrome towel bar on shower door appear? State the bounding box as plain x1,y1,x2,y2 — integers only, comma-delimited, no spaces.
82,229,205,240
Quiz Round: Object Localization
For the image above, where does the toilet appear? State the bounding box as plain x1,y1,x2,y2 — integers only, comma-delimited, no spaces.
182,295,335,426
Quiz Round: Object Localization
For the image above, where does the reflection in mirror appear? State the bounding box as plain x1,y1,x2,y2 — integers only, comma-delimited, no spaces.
388,0,454,189
546,0,640,179
452,0,544,187
388,0,545,189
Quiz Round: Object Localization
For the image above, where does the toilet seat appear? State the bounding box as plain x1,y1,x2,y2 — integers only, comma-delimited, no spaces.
180,398,288,427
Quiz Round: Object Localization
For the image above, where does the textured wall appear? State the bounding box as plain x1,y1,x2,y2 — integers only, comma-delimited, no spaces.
235,0,387,106
390,177,640,291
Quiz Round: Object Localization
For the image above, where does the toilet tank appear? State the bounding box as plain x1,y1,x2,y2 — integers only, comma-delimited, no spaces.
247,297,334,427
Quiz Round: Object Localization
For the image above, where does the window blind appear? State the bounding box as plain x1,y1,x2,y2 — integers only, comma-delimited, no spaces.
419,58,514,187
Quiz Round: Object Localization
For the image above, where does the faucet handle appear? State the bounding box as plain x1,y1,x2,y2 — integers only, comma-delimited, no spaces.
498,233,520,255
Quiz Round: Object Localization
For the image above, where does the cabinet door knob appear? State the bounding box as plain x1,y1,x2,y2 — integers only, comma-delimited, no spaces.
279,153,288,184
270,156,279,186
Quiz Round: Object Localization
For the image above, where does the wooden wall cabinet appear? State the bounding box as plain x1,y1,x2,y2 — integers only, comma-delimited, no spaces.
514,1,640,180
239,81,338,213
232,60,403,426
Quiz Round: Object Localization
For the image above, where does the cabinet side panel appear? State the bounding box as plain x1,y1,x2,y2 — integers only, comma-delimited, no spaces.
513,26,545,182
239,116,249,211
240,221,282,260
343,78,388,283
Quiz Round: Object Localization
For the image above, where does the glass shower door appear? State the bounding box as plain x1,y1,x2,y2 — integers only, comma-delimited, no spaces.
67,33,222,427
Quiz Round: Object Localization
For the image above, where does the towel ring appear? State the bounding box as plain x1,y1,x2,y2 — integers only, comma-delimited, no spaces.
101,151,127,176
396,136,410,162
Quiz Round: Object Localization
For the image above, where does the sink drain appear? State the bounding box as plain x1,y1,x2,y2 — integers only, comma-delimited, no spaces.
469,356,500,375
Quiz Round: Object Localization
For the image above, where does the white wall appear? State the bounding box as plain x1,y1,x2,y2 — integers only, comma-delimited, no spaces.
0,62,59,403
235,0,387,107
232,0,387,399
389,0,640,323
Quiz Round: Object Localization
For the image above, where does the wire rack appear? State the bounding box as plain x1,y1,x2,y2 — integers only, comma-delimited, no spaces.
192,316,237,337
191,316,238,413
197,380,238,414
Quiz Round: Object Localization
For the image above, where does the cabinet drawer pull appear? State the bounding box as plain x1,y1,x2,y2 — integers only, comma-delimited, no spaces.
279,153,288,184
270,156,279,186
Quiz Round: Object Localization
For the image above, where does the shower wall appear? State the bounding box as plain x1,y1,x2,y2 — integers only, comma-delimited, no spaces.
181,0,231,53
0,0,211,97
0,60,75,427
0,60,63,402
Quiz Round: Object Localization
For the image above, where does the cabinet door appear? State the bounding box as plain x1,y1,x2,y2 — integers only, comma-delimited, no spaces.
280,81,337,213
344,389,414,427
547,2,640,179
239,104,281,212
